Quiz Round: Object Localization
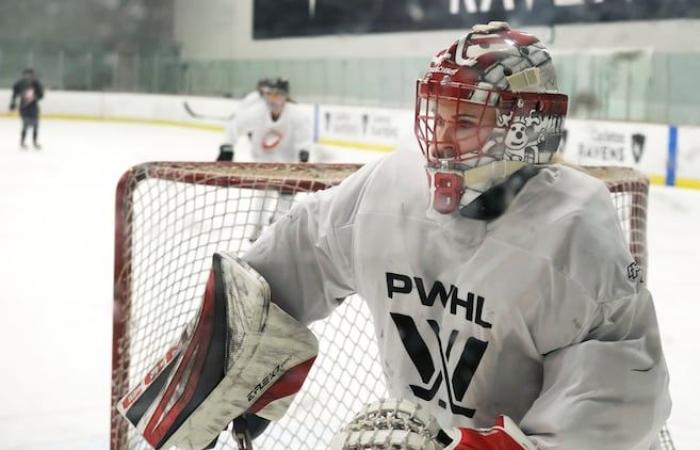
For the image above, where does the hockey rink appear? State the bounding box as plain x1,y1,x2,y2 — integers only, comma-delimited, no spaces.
0,117,697,450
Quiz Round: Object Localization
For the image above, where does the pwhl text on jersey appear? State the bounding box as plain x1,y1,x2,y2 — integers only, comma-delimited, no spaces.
386,272,493,329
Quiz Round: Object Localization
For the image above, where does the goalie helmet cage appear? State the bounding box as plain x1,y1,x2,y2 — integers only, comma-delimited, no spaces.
111,162,674,450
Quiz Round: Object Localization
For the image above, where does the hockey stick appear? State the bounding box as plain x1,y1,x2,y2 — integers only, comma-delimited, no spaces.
183,101,236,121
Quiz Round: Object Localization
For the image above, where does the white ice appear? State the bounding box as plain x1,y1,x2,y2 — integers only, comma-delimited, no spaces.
0,118,697,450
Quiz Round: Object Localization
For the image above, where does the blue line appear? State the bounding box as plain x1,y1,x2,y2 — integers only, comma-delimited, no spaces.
667,126,678,186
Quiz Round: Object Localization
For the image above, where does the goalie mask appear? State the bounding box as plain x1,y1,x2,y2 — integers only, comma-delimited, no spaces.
415,22,568,214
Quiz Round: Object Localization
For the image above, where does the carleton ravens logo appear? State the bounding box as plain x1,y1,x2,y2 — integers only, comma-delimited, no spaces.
631,133,646,163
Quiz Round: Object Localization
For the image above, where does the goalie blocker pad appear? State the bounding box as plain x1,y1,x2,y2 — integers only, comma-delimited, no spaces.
117,253,318,450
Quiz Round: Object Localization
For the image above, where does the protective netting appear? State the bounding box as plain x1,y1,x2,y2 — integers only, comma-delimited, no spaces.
112,162,673,450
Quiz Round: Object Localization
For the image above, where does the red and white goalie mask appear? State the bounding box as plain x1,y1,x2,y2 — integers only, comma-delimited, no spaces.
415,22,568,214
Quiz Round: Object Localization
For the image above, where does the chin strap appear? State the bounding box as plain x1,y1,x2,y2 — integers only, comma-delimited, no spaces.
458,164,542,220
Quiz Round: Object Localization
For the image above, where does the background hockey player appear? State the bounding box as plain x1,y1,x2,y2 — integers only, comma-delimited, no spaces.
225,78,313,241
224,78,311,164
119,22,670,450
9,68,44,150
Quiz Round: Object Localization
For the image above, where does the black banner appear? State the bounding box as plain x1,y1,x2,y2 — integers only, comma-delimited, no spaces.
254,0,698,39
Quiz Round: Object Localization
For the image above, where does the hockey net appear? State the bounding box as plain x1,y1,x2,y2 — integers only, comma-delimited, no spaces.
112,162,672,450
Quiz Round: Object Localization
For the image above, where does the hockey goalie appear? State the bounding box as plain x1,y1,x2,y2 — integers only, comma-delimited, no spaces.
117,253,318,450
119,21,670,450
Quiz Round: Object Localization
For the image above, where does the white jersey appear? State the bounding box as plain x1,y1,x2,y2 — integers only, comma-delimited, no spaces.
239,90,264,111
227,102,312,162
243,148,670,450
223,91,264,142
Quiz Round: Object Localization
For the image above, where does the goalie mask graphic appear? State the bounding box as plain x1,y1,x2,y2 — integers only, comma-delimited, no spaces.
414,22,568,214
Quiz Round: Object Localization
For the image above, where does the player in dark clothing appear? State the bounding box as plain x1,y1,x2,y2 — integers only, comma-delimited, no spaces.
10,68,44,150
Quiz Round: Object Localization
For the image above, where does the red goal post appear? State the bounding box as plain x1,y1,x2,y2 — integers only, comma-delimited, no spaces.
111,162,661,450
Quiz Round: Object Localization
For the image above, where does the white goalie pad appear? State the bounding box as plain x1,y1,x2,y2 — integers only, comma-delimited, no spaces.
117,253,318,450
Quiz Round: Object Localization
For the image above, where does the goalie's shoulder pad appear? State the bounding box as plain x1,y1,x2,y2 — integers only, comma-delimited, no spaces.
117,252,318,450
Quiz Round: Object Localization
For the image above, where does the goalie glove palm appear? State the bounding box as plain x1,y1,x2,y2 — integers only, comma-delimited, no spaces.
117,253,318,450
329,399,537,450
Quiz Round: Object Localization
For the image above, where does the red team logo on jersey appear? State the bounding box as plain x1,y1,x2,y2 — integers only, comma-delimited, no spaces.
23,88,35,102
261,129,283,151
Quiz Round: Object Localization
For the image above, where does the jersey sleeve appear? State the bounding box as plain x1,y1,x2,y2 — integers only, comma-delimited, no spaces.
291,105,313,154
520,286,670,449
10,81,20,106
238,90,259,110
35,81,44,101
227,105,262,145
242,159,382,324
517,173,671,449
224,117,238,145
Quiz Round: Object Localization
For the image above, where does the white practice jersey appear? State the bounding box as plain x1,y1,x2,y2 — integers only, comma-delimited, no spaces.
223,91,263,143
239,90,264,111
227,102,312,162
243,148,671,450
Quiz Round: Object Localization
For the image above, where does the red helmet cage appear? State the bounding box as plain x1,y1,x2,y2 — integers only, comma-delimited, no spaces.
415,81,568,166
414,23,569,214
414,24,568,168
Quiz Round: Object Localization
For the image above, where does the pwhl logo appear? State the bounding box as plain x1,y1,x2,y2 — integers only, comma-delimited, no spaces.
386,273,492,418
390,314,488,419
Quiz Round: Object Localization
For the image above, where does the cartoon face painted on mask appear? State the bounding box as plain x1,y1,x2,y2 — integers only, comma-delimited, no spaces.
500,113,545,163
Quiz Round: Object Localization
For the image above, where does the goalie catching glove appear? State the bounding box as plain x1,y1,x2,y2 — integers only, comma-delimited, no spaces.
329,399,537,450
116,253,318,450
